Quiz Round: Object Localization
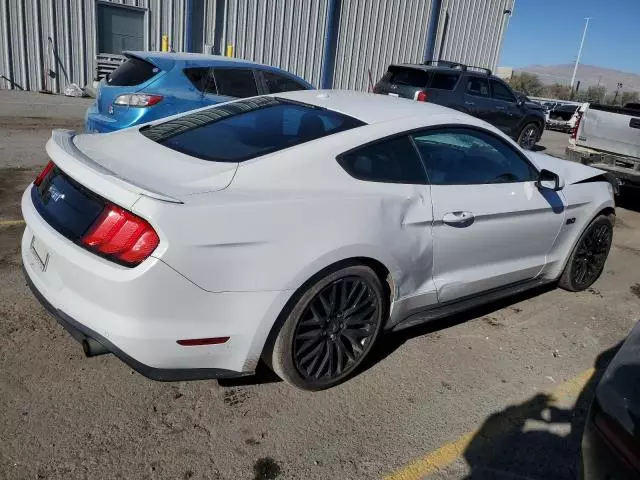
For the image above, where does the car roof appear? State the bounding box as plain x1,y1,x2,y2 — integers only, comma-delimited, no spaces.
274,89,464,124
390,63,498,79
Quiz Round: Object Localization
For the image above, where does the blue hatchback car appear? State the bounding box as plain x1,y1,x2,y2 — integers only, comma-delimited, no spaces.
85,51,314,133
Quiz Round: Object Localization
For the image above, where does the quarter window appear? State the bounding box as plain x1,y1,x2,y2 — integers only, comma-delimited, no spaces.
338,136,427,184
430,73,459,90
183,67,216,94
213,68,259,97
492,81,516,102
465,77,490,97
411,128,537,185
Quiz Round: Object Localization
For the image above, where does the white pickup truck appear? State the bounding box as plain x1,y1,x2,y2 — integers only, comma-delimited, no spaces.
566,103,640,195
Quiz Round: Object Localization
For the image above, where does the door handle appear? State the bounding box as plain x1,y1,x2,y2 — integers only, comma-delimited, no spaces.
442,211,475,226
495,105,505,110
464,101,475,106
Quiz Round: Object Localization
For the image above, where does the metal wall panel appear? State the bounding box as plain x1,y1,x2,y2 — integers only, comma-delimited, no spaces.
208,0,328,87
0,0,187,92
1,0,514,92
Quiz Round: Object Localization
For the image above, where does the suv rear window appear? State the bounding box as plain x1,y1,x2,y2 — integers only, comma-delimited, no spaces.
386,66,429,87
141,97,365,163
107,57,159,86
430,73,459,90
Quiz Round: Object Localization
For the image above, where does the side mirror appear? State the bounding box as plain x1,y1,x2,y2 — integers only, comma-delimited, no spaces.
536,169,564,191
517,98,525,107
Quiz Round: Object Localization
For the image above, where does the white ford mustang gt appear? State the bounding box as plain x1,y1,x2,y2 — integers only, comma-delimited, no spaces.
22,90,615,390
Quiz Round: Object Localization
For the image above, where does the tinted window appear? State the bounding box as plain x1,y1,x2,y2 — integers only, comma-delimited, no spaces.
183,67,216,93
141,97,365,163
430,73,459,90
465,77,490,97
492,81,516,102
107,57,159,86
412,128,537,185
213,68,258,97
338,136,427,184
262,71,307,93
386,66,429,87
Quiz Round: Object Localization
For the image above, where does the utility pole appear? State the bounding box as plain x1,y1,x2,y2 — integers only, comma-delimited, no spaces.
570,17,591,89
613,82,623,105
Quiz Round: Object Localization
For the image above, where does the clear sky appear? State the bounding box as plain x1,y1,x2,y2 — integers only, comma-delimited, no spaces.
499,0,640,74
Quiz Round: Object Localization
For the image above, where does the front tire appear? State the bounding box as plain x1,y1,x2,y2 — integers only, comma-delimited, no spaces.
517,123,540,150
269,265,386,391
559,214,614,292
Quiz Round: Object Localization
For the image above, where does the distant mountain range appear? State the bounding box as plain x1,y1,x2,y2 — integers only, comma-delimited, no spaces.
512,64,640,93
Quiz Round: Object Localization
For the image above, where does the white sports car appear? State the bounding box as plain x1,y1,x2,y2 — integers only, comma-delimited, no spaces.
22,90,615,390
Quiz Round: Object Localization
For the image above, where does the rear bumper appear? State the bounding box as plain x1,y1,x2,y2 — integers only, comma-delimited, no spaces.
566,144,640,187
21,187,289,380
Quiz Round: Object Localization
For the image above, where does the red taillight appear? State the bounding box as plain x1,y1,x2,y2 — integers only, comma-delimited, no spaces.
81,203,159,266
571,111,583,139
416,91,428,102
34,161,55,186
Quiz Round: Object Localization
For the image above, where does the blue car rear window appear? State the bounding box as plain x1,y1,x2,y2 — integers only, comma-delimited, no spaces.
140,97,366,162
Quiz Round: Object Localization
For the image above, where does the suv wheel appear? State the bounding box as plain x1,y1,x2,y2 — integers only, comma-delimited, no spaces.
517,123,540,150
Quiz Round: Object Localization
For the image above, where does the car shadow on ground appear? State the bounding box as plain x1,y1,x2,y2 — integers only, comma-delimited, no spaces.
530,144,547,152
617,189,640,213
456,342,621,479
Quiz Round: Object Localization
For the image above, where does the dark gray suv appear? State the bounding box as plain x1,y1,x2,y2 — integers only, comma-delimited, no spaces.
373,61,545,149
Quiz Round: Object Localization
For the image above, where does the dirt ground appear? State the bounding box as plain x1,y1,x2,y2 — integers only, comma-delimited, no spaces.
1,91,639,480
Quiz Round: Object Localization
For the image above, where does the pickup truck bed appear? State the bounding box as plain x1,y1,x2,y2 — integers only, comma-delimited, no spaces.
566,103,640,192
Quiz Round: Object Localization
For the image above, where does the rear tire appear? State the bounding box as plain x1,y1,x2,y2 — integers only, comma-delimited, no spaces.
517,123,540,150
269,265,386,391
559,215,614,292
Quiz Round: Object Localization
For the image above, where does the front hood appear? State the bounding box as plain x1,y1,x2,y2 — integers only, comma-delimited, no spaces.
73,129,238,200
527,151,605,185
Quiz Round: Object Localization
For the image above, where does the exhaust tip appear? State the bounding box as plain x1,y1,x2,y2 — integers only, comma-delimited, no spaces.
82,337,109,357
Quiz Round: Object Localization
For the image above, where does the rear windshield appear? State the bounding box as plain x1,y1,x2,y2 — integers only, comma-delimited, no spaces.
140,97,366,162
386,66,430,87
107,57,159,86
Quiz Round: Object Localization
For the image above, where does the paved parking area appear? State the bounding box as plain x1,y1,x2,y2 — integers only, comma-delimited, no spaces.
1,91,639,480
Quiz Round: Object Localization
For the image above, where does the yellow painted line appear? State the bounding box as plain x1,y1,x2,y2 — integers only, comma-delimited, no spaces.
384,367,596,480
0,219,25,227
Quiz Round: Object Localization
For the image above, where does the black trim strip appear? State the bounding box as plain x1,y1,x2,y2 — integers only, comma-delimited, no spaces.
23,265,244,382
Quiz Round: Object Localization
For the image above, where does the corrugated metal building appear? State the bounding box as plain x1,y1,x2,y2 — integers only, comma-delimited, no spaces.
0,0,514,93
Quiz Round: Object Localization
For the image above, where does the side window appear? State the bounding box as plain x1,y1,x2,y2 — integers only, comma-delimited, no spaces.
430,73,459,90
262,71,307,93
411,128,537,185
183,67,216,94
338,136,427,184
492,81,516,102
212,68,258,98
465,77,490,97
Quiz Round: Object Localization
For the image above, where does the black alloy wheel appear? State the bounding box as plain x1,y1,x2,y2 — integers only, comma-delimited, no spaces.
268,265,386,390
293,276,378,380
559,215,614,292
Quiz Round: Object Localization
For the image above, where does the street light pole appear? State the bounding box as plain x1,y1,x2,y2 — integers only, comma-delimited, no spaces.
570,17,591,88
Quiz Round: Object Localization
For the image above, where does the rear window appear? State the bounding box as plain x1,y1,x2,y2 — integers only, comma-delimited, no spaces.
107,57,159,86
213,68,258,97
386,66,430,87
430,73,459,90
141,97,366,163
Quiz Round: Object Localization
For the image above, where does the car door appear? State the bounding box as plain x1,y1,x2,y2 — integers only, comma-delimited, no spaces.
202,67,260,105
490,79,520,136
462,76,494,121
411,127,565,303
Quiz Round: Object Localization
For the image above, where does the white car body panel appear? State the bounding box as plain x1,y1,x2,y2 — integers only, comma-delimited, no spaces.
22,90,615,379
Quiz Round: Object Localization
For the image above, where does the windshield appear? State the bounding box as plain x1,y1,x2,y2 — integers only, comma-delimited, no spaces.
140,97,366,162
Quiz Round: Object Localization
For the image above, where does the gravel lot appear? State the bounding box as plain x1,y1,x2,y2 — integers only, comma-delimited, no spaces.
1,91,639,480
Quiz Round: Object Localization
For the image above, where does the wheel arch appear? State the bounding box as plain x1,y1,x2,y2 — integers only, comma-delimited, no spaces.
258,255,394,364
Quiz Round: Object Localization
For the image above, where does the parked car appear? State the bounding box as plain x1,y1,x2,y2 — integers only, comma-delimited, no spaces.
373,60,546,149
567,102,640,195
85,51,314,133
546,103,582,133
24,91,614,391
581,321,640,479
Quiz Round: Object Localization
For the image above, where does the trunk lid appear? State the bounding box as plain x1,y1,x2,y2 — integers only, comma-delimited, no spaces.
374,66,430,99
49,129,237,206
